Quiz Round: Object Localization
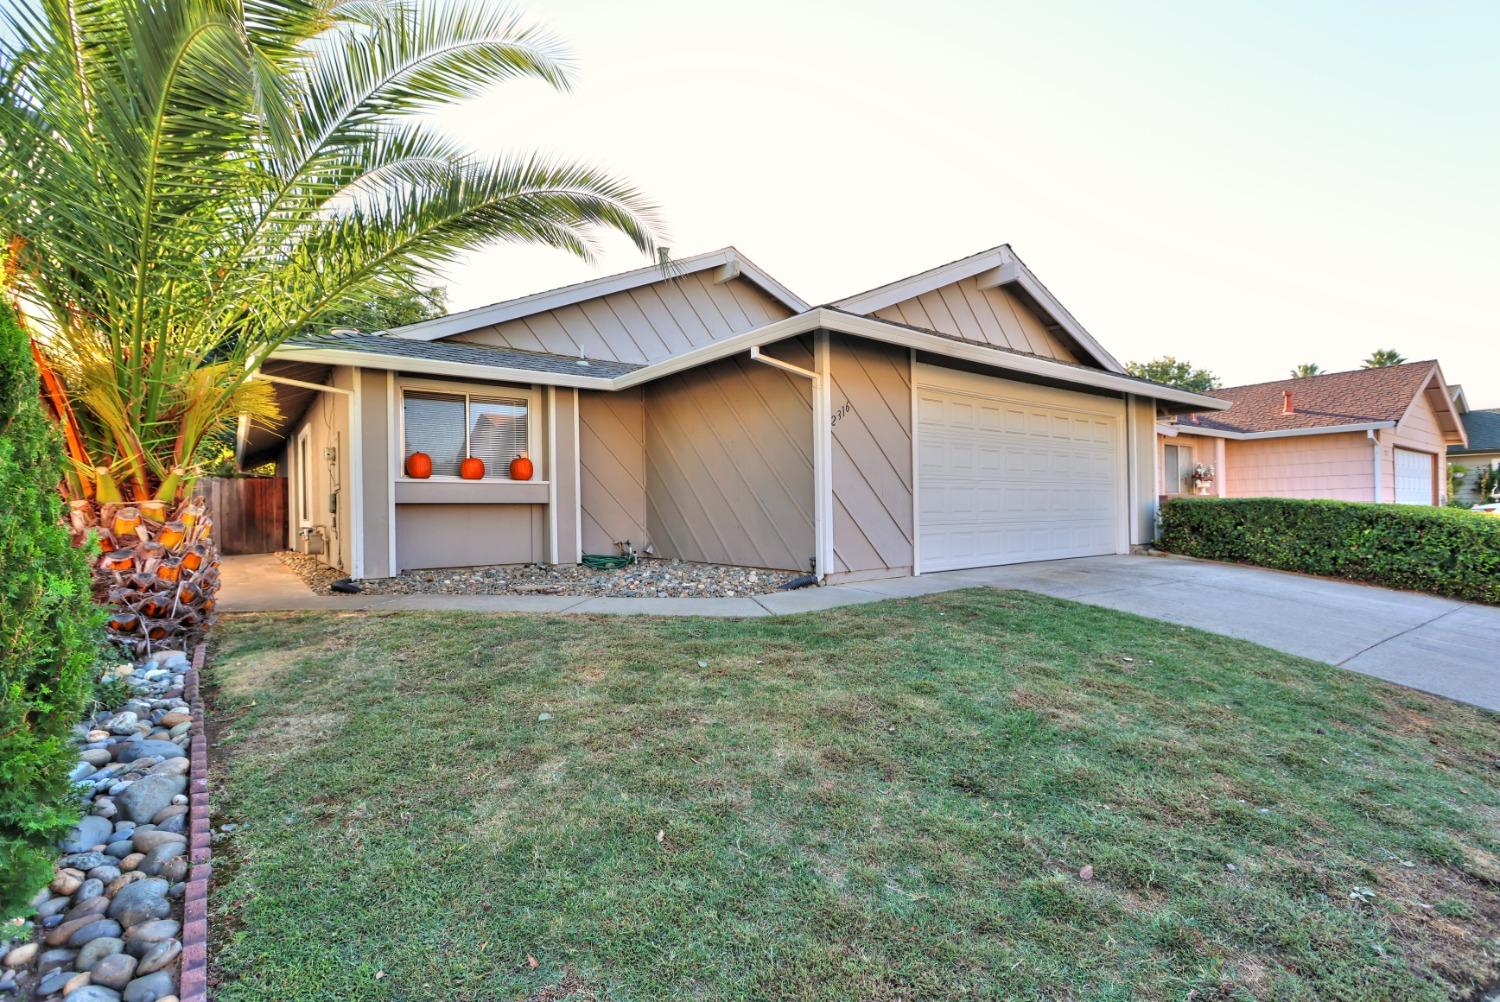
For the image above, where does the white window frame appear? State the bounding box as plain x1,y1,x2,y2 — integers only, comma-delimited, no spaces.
296,424,313,527
1163,442,1193,494
396,377,544,483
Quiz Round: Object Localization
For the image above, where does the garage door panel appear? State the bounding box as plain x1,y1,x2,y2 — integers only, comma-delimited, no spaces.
1394,448,1434,505
916,366,1123,572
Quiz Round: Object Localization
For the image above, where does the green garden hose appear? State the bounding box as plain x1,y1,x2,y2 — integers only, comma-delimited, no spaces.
582,553,634,571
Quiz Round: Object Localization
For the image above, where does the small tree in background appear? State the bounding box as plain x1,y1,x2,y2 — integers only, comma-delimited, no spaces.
0,304,101,918
1125,356,1220,394
1289,363,1323,378
1363,349,1407,368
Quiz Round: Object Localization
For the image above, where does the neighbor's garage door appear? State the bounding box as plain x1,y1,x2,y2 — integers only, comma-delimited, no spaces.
1394,447,1435,505
915,363,1125,573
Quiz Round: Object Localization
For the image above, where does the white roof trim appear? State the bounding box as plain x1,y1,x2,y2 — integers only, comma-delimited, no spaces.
267,345,620,390
614,309,1225,409
265,308,1227,410
1168,420,1396,441
382,247,809,342
832,245,1126,374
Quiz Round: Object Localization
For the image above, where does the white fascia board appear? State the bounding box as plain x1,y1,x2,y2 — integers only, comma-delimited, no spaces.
832,245,1125,374
381,247,807,342
269,346,619,390
614,309,1228,410
1169,420,1397,441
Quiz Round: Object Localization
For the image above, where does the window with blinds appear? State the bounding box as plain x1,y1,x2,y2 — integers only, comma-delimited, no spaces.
402,389,530,479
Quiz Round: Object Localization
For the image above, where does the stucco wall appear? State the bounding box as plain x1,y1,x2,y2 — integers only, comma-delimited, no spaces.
579,388,648,556
394,503,546,569
1223,432,1374,502
643,344,815,571
829,336,913,580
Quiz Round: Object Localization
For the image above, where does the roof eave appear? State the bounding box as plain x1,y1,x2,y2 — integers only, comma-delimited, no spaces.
1170,420,1397,441
268,345,621,389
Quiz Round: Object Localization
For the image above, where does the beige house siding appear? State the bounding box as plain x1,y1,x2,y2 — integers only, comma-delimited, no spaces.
579,388,648,556
1223,432,1375,502
829,337,913,580
286,365,354,572
394,503,546,569
644,346,815,570
550,388,582,564
451,273,795,364
1385,392,1448,503
873,276,1080,363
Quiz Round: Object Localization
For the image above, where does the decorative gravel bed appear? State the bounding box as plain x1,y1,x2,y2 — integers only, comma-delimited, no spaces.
0,650,204,1002
356,557,803,598
273,549,347,594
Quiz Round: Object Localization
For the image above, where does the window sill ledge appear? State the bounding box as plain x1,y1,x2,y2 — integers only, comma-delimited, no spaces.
394,480,550,505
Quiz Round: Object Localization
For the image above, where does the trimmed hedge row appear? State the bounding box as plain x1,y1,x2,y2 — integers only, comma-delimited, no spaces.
1158,496,1500,605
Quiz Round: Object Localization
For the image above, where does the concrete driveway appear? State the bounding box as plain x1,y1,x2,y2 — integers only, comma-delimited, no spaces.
221,552,1500,713
942,555,1500,714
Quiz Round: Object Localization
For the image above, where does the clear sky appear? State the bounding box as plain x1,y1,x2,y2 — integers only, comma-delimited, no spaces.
430,0,1500,402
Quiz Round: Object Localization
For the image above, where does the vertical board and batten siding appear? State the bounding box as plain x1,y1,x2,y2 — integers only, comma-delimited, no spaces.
872,277,1081,363
828,337,913,580
644,343,815,571
451,273,795,364
202,477,288,554
579,388,648,556
1386,390,1447,504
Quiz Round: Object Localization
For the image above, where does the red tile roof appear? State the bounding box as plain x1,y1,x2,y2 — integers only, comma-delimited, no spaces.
1178,361,1439,435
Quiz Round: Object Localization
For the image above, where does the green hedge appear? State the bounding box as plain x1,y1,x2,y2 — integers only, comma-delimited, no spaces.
1158,496,1500,605
0,305,101,918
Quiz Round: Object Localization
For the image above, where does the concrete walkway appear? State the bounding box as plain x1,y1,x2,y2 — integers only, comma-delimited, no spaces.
220,553,1500,712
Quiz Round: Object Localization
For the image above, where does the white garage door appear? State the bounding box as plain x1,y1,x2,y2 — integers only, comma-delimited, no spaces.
1394,448,1435,505
915,364,1125,573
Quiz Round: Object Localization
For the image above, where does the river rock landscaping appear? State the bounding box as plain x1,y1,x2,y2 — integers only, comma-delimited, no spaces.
1,651,195,1002
277,549,801,597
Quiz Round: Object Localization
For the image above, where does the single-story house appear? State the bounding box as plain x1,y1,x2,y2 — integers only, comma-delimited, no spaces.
1158,361,1466,505
237,245,1227,582
1447,386,1500,505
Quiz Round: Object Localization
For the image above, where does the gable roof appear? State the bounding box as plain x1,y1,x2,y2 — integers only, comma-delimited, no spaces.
1176,361,1464,441
382,247,808,342
831,244,1125,374
1454,407,1500,455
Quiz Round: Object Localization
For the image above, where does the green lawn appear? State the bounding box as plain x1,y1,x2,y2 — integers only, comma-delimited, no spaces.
206,590,1500,1001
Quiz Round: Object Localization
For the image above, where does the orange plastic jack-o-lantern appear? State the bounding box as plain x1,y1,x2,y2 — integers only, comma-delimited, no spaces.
459,456,485,480
405,451,433,479
509,453,534,481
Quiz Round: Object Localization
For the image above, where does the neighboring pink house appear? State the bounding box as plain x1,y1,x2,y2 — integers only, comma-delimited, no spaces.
1158,361,1467,505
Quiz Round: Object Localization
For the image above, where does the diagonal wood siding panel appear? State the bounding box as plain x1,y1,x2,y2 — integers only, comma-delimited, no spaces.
829,337,913,578
873,277,1079,362
644,345,814,571
579,388,648,555
451,274,795,364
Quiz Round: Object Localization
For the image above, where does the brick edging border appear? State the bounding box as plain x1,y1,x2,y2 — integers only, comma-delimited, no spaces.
180,642,212,1001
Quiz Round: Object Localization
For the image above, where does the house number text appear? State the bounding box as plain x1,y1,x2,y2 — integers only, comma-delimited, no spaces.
831,402,853,427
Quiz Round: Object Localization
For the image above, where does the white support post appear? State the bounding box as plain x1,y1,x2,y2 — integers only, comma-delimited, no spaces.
909,348,921,574
350,368,365,579
1214,437,1227,498
813,332,834,580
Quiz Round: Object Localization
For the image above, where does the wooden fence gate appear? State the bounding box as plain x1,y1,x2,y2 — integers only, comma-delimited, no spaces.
203,477,287,554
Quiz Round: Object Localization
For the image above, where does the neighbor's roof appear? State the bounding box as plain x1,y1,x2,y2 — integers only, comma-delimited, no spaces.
380,247,808,342
1178,362,1446,435
1453,407,1500,455
284,332,644,379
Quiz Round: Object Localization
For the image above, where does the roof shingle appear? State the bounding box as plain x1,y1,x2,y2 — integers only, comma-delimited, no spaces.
1178,361,1439,435
1454,407,1500,454
284,332,643,378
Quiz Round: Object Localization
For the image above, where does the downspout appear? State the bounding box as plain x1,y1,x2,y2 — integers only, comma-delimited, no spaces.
1368,428,1383,502
749,344,828,581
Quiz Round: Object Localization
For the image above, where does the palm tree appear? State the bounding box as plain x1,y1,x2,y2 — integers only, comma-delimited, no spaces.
1363,349,1407,368
1289,363,1322,378
0,0,658,650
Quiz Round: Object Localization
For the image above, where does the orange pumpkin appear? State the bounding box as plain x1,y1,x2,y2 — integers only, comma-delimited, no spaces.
509,453,534,481
406,451,433,479
459,456,485,480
